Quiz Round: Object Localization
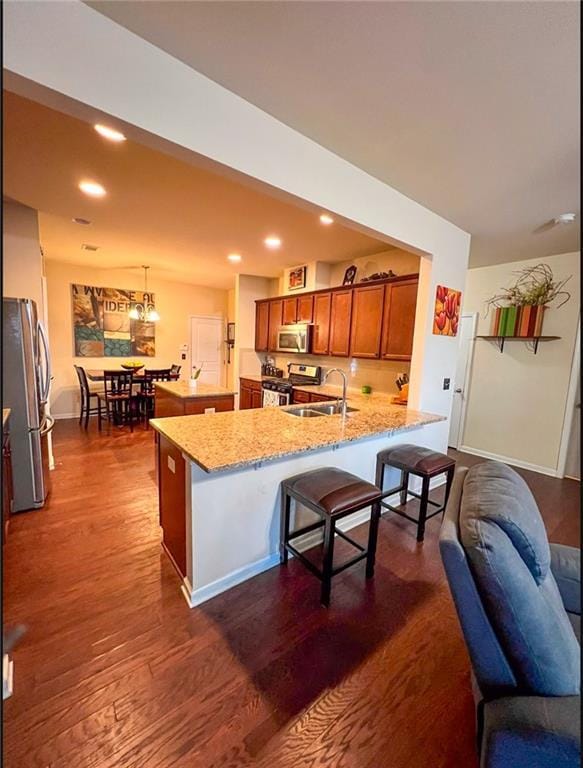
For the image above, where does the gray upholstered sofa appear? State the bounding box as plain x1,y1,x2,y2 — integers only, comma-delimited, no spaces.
439,461,580,768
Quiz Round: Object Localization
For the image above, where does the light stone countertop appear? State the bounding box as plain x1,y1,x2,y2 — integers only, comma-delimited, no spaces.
154,381,236,400
151,392,444,474
3,408,11,428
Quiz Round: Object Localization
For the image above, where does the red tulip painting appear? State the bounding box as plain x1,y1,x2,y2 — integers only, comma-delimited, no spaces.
433,285,462,336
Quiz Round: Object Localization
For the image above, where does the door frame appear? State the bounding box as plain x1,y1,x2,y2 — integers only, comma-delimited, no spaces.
449,312,478,450
188,314,225,387
556,316,580,479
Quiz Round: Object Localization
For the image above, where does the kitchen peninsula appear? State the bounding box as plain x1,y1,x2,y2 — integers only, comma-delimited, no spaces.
154,380,236,418
151,390,444,607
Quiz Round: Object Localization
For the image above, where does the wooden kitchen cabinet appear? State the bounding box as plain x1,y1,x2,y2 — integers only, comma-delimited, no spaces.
239,378,263,410
297,294,314,323
282,297,298,325
329,290,353,357
255,301,270,352
381,278,419,360
291,389,311,404
350,284,386,358
157,434,186,577
312,293,332,355
268,299,283,351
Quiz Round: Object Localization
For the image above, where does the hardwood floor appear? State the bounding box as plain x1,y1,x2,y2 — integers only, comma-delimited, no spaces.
2,420,580,768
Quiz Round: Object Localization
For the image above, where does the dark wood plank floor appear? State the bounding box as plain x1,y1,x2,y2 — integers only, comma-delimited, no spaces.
2,420,579,768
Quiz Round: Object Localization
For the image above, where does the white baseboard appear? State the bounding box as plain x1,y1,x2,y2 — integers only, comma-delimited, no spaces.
52,412,79,421
181,553,281,608
459,445,558,478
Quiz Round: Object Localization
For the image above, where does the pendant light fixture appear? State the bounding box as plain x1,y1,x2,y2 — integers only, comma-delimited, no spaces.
128,265,160,322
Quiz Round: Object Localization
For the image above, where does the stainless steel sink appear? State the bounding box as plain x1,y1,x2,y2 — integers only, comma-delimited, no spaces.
285,407,326,418
310,404,359,416
285,404,358,418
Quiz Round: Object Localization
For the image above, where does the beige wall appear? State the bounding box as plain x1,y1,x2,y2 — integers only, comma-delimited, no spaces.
45,260,228,418
461,251,580,473
2,200,45,316
330,247,420,287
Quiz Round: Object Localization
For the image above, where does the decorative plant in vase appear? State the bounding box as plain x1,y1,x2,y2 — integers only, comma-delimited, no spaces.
189,364,203,387
485,263,571,337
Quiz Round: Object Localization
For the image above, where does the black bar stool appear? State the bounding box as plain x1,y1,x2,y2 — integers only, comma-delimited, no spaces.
375,445,456,542
280,467,383,606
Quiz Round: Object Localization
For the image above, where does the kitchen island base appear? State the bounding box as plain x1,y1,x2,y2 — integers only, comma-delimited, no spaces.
161,421,446,608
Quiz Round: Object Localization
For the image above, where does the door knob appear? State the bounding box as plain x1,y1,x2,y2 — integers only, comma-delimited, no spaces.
454,388,462,393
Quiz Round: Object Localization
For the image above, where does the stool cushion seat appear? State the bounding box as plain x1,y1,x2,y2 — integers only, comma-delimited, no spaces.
377,444,454,476
282,467,382,517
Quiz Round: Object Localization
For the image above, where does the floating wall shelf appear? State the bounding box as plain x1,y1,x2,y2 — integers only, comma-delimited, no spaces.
476,335,561,355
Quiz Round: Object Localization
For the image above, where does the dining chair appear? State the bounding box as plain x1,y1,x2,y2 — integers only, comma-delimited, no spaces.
139,369,172,426
97,370,137,432
73,365,103,429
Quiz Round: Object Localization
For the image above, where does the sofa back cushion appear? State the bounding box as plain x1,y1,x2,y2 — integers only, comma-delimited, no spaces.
460,461,580,696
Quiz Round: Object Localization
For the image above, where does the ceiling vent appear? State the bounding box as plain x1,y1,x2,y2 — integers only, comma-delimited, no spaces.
81,243,99,252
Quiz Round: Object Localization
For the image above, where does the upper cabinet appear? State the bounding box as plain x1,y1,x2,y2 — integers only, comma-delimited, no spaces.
255,301,270,352
312,293,332,355
254,274,419,361
268,299,283,351
381,278,419,360
350,284,385,358
329,290,353,357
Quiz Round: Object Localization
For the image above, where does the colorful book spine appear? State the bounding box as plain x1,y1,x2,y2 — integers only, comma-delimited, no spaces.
505,306,518,336
519,305,532,337
498,307,509,336
491,307,501,336
527,306,538,337
533,305,545,337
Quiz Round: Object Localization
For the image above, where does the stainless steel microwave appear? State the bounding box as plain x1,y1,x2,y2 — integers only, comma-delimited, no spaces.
276,324,312,354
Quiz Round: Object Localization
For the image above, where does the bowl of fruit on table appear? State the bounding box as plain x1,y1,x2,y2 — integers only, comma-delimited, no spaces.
121,360,144,373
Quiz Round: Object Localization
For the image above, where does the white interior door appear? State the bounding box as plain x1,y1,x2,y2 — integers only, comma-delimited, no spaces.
190,316,223,385
448,313,477,449
564,376,580,481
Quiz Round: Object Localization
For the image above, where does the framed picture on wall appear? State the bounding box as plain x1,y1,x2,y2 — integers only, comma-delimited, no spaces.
288,265,307,291
342,265,357,285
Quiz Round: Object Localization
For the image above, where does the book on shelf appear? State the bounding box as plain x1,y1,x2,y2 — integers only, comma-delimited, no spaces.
491,307,501,335
518,305,532,337
505,306,518,336
498,307,508,336
533,305,546,337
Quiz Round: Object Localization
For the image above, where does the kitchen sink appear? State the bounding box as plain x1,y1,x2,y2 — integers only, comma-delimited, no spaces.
285,404,358,418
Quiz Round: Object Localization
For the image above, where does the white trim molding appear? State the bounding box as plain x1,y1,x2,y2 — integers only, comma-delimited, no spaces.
181,554,280,608
459,445,559,478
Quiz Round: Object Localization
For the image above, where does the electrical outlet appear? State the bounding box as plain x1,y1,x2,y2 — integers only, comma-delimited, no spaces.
443,378,450,390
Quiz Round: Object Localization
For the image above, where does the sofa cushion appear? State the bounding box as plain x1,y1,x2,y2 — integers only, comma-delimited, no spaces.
460,461,580,697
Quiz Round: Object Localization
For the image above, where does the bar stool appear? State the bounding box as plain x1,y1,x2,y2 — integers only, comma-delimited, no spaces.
280,467,383,606
375,445,456,542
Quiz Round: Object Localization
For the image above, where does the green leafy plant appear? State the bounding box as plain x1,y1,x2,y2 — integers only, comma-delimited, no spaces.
191,364,204,380
485,263,571,316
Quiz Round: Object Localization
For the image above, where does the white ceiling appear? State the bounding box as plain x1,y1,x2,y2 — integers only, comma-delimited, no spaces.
3,91,390,289
86,0,581,267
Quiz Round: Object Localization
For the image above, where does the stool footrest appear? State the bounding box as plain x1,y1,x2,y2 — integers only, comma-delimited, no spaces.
284,526,368,580
380,500,445,523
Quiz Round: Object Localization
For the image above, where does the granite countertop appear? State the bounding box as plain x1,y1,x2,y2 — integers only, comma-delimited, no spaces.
151,392,444,474
154,381,236,399
2,409,10,428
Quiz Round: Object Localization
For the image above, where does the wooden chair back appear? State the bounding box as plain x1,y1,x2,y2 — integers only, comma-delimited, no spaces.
103,370,134,399
141,368,172,396
74,365,90,397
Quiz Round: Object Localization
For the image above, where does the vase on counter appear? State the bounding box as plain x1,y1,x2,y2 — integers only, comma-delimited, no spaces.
189,378,198,390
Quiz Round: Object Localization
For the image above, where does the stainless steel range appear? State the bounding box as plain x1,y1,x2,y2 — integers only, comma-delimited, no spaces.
261,363,322,407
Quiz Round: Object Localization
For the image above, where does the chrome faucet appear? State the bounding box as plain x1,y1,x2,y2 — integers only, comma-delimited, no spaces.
323,367,348,418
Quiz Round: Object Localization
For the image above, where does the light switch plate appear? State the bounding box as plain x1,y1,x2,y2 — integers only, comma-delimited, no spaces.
443,378,451,390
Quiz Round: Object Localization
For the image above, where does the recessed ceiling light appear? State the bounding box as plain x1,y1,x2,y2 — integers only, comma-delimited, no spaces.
94,124,126,142
553,213,577,225
72,217,92,225
264,236,282,249
319,214,334,225
227,253,242,263
81,243,99,251
79,181,106,198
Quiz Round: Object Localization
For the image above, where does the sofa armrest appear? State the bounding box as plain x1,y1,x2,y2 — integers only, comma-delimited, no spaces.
481,695,581,768
550,544,581,616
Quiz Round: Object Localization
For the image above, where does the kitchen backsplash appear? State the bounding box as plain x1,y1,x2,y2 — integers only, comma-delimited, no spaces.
272,354,410,394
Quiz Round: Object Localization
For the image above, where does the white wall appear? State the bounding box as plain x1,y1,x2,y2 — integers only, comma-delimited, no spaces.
45,260,228,418
233,275,271,393
2,199,45,316
461,251,580,474
4,0,471,455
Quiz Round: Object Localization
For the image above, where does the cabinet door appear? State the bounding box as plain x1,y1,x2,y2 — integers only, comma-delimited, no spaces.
251,389,263,409
381,278,419,360
239,384,252,410
255,301,270,352
310,393,335,403
350,284,385,358
312,293,332,355
282,297,298,325
329,290,353,357
268,300,283,351
292,389,311,404
297,294,314,323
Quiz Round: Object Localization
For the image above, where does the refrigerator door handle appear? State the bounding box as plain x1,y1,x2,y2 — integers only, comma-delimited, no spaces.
37,321,51,405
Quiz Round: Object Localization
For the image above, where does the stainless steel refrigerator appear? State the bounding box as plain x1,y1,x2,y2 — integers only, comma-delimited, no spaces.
2,298,54,511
